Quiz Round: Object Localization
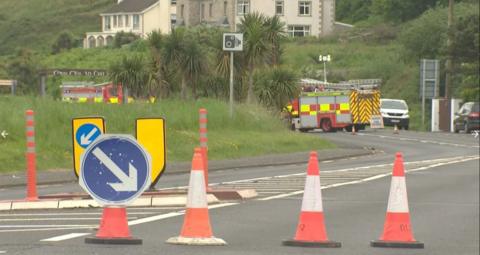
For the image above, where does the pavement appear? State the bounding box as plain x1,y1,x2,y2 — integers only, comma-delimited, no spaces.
0,147,373,189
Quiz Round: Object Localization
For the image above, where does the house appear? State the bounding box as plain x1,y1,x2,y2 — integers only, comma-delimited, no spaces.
176,0,336,37
84,0,176,48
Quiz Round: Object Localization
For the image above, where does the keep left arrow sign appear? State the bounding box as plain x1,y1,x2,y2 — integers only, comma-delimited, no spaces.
92,147,138,192
80,127,98,146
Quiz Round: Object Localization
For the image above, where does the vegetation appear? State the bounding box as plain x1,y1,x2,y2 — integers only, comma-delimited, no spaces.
0,96,334,172
0,0,114,54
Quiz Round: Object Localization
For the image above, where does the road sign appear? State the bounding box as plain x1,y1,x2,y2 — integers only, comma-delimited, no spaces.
419,59,439,99
80,134,151,206
223,33,243,52
370,115,384,129
72,117,105,177
135,118,166,186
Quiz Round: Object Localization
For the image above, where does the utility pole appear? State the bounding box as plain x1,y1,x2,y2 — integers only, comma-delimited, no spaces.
445,0,454,99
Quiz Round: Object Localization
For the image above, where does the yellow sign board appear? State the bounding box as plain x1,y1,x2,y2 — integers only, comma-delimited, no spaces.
72,117,105,177
135,118,166,186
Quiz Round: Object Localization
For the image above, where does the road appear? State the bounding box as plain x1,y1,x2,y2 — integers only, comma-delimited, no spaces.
0,129,478,255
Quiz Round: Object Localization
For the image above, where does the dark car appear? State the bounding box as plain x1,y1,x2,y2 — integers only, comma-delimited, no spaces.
454,102,480,133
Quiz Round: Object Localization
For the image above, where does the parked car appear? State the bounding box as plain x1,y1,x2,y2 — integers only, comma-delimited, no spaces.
454,102,480,133
380,99,410,130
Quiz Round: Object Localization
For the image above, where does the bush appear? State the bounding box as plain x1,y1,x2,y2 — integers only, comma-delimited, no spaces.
113,31,140,48
51,31,77,54
254,67,299,111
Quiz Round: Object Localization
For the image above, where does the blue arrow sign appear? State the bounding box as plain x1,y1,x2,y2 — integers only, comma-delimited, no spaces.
76,123,102,148
80,134,151,206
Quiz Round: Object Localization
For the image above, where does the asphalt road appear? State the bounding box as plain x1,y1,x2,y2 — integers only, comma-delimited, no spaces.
0,129,478,255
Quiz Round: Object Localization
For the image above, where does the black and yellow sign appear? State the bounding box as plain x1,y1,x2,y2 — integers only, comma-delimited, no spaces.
72,117,106,177
135,118,166,186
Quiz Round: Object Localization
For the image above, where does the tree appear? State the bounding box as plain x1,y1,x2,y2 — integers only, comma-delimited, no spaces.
109,55,148,99
239,13,268,104
254,67,299,111
162,28,207,100
264,16,286,66
52,31,76,54
6,49,40,95
113,31,140,48
371,0,441,22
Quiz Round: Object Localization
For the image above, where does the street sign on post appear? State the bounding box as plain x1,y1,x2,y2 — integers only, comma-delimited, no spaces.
223,33,244,118
72,117,105,177
420,59,440,127
135,118,166,187
80,134,151,206
223,33,243,52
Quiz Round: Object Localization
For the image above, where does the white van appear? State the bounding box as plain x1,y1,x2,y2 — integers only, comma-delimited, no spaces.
380,99,410,130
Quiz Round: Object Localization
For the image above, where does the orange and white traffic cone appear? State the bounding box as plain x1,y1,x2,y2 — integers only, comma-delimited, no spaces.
166,149,226,246
85,207,142,244
371,152,424,248
282,151,341,248
393,124,399,134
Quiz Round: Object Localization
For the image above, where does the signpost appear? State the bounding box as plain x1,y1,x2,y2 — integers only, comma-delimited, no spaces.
72,117,105,177
420,59,440,128
80,134,151,206
223,33,243,118
319,54,331,83
135,118,166,187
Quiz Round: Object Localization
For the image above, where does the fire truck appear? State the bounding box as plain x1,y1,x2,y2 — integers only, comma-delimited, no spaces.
60,82,123,103
286,79,381,132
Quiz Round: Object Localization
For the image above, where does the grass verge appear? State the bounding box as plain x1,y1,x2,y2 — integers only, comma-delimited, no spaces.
0,96,335,173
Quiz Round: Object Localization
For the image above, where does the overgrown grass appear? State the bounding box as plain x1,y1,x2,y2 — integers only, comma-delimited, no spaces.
0,0,114,54
0,96,334,172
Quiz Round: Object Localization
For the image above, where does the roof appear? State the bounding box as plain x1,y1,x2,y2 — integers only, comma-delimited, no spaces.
103,0,159,14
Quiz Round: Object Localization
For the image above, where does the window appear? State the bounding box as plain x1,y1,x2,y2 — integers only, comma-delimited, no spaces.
171,14,177,26
299,1,311,16
104,16,111,31
275,1,284,15
288,25,310,37
171,0,176,4
113,15,117,27
209,3,213,18
201,3,205,20
133,15,140,29
224,1,228,16
125,15,129,27
237,0,249,15
180,4,184,18
118,15,123,27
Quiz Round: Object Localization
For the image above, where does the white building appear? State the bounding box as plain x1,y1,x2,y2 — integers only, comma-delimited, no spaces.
235,0,335,37
84,0,177,48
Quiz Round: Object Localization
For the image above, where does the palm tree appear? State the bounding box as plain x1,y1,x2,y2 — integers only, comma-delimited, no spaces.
239,12,268,104
264,16,286,66
109,55,148,101
162,28,207,100
254,67,299,111
178,37,206,99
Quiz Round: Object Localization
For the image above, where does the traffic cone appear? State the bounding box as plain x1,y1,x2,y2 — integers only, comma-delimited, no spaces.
351,125,356,135
85,207,142,244
166,149,226,246
393,124,399,134
371,152,424,248
282,151,341,248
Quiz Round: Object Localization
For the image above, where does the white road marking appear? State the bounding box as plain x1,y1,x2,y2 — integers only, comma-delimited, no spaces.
357,133,480,148
0,225,94,228
258,156,479,201
41,233,90,242
0,217,136,222
0,212,152,217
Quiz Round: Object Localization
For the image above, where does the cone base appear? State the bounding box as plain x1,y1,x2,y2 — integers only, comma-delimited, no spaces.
371,240,424,249
85,237,142,245
282,239,341,248
166,236,227,246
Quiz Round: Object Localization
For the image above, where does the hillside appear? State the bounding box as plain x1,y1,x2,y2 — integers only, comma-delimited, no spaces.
0,0,114,55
